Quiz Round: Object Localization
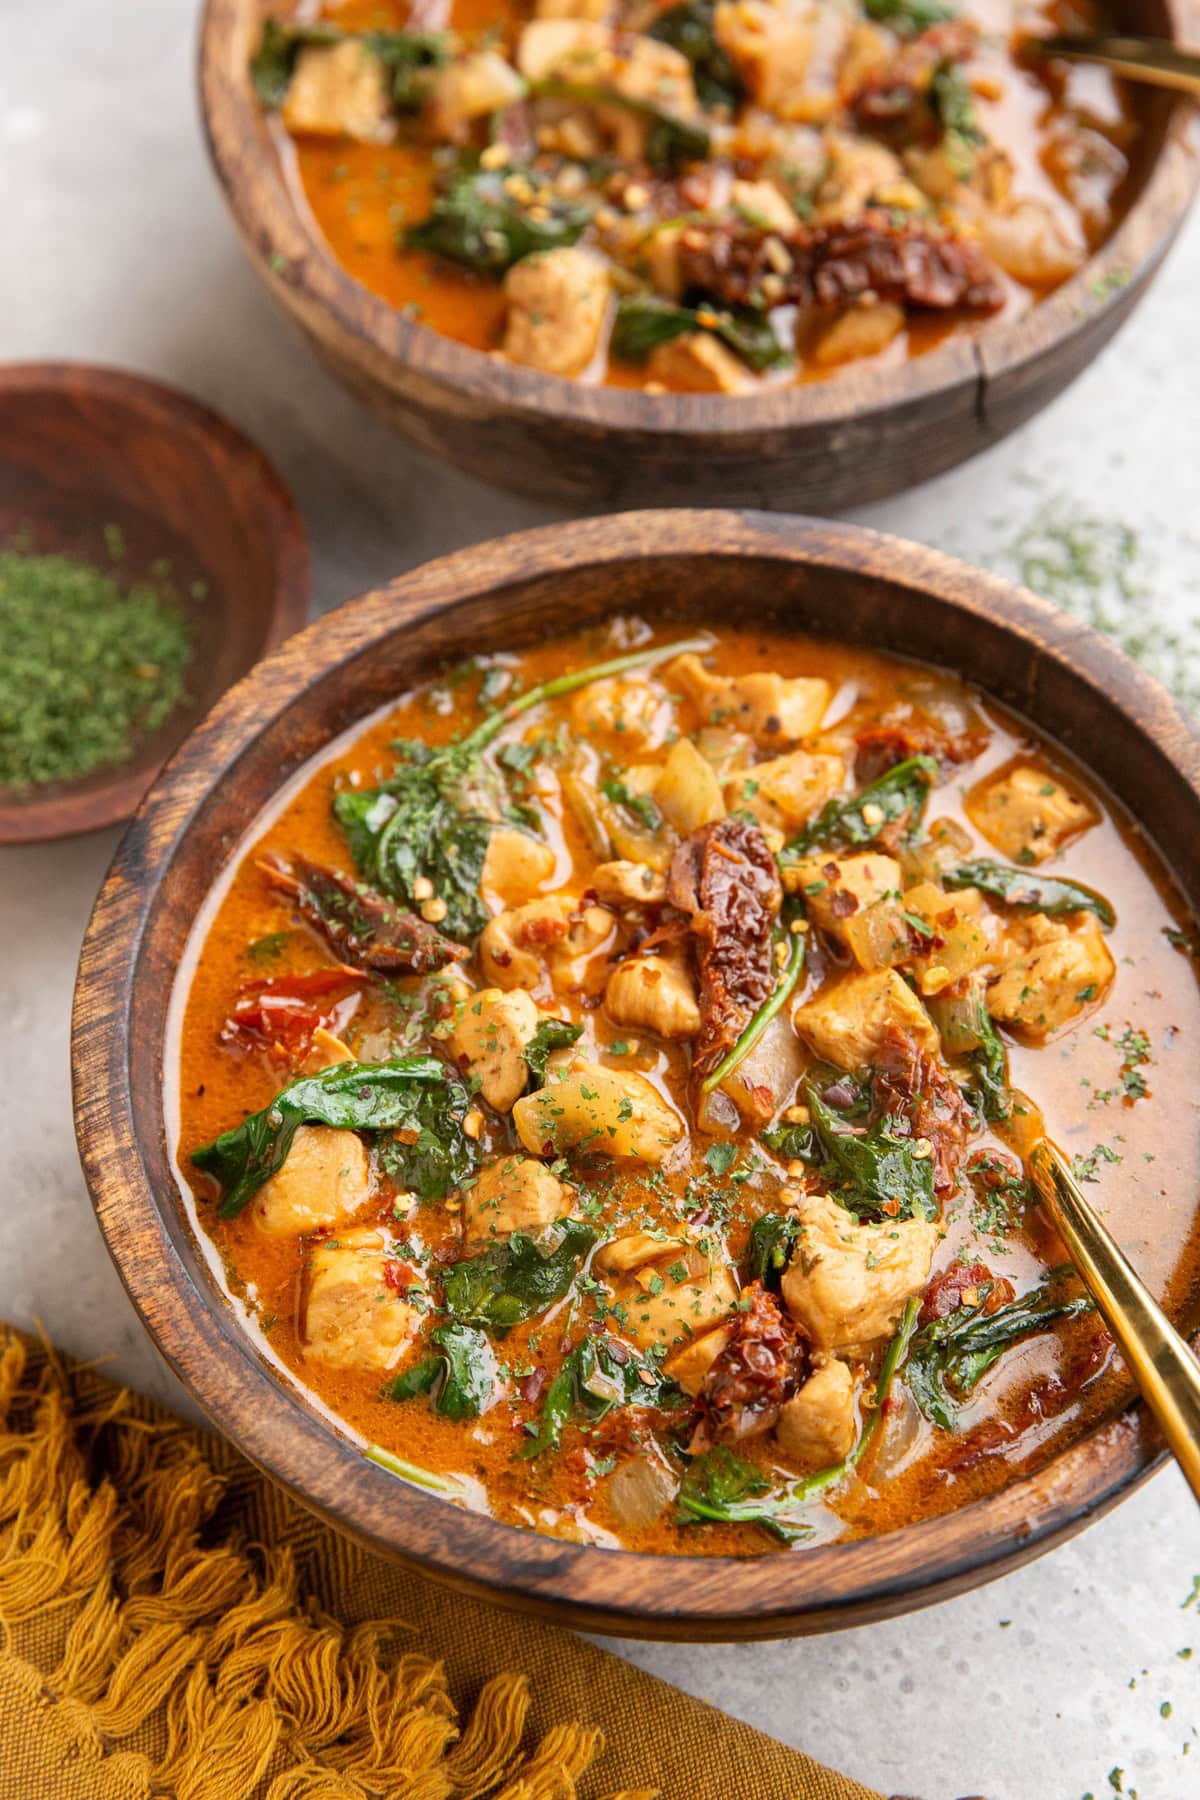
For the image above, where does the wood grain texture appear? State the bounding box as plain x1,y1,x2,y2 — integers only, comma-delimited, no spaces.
72,511,1200,1639
0,362,310,844
198,0,1200,507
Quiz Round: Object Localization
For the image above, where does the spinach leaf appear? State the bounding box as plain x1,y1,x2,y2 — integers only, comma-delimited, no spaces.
443,1220,596,1332
521,1333,683,1458
612,294,790,373
192,1055,473,1218
906,1275,1093,1430
968,1000,1011,1125
524,1018,584,1088
601,778,664,831
784,755,939,858
251,19,448,111
677,1299,921,1540
374,1076,480,1202
385,1323,496,1421
647,0,742,109
930,61,984,146
745,1212,803,1289
944,859,1115,928
528,79,710,168
863,0,956,31
760,1121,816,1162
406,168,592,275
333,742,494,943
808,1089,937,1223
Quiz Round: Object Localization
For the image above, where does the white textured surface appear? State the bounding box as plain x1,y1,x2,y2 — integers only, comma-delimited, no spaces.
2,4,1199,1796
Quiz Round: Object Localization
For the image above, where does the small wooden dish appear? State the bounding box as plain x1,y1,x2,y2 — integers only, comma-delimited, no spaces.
72,512,1200,1640
0,362,310,844
199,0,1199,509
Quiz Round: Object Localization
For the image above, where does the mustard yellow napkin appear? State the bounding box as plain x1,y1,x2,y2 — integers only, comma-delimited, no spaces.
0,1326,885,1800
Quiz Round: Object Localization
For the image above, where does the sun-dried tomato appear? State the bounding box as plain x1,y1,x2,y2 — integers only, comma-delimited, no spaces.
677,211,1005,316
874,1025,972,1195
219,967,365,1063
854,719,986,785
919,1260,1014,1326
259,852,467,974
668,816,782,1084
689,1283,808,1453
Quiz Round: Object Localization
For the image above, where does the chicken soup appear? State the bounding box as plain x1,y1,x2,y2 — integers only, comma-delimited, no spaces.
176,622,1200,1553
252,0,1143,390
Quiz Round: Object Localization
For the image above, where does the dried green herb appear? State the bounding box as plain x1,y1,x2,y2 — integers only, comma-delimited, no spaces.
0,548,191,787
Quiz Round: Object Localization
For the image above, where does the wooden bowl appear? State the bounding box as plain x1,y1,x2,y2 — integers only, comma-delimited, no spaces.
198,0,1200,509
0,362,310,844
72,512,1200,1639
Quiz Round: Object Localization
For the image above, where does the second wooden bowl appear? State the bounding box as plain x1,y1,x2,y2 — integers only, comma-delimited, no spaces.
0,362,309,843
199,0,1199,509
73,511,1200,1639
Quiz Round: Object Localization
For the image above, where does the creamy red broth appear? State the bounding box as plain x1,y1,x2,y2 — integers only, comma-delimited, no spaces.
175,623,1200,1554
259,0,1143,390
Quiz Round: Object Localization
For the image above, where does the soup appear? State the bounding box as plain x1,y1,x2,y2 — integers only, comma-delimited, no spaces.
177,621,1200,1554
253,0,1141,390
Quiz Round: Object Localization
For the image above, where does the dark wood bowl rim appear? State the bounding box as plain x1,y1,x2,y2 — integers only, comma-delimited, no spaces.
0,360,310,844
73,511,1200,1639
198,0,1200,439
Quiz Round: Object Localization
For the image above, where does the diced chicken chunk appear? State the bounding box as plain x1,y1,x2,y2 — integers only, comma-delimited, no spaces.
715,0,813,117
304,1228,422,1371
536,0,611,16
981,200,1085,286
794,967,940,1068
734,749,845,834
281,41,394,143
785,852,902,944
663,1322,734,1395
596,1233,739,1350
987,913,1114,1036
816,134,904,221
463,1155,569,1243
669,654,831,744
775,1358,857,1466
481,827,556,910
967,763,1097,865
513,1056,683,1161
901,880,1001,996
781,1191,938,1351
590,859,667,905
646,331,753,395
427,50,525,141
503,248,610,379
449,986,539,1112
732,178,798,235
479,895,616,995
813,301,905,368
571,674,673,747
252,1123,370,1238
516,20,611,81
605,944,701,1039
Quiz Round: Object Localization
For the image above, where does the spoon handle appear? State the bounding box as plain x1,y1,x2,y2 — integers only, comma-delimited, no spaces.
1029,34,1200,97
1029,1141,1200,1502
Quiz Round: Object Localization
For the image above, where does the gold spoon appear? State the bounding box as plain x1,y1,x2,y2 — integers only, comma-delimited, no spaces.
1024,34,1200,97
1030,1140,1200,1502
